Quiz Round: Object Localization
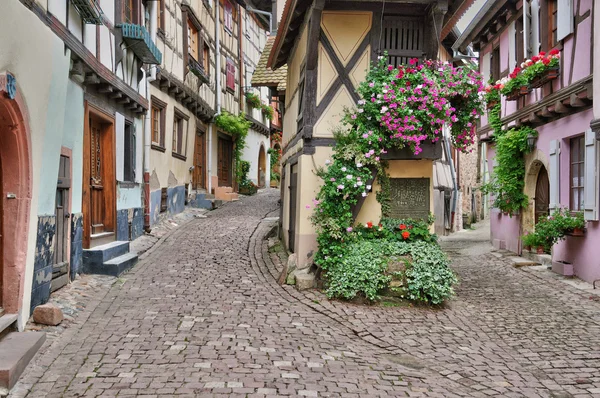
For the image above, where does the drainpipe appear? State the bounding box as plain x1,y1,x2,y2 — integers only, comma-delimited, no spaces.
143,0,158,232
443,125,458,231
246,6,272,35
209,1,222,194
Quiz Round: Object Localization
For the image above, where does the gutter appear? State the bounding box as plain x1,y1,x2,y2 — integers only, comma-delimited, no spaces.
209,1,222,194
443,125,459,231
144,0,158,232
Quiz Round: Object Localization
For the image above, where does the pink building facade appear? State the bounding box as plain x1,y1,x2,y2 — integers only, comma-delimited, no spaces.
454,0,599,282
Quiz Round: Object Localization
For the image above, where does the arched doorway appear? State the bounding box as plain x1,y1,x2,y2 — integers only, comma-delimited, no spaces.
0,72,32,314
258,144,266,188
535,166,550,224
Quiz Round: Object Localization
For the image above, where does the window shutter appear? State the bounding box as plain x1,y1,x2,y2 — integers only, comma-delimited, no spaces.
132,125,137,183
481,52,491,83
557,0,574,41
523,0,530,58
584,129,598,221
549,139,561,209
116,112,125,182
531,0,540,55
508,22,516,71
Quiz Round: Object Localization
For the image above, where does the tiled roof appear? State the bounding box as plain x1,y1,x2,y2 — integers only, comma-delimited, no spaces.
251,36,287,92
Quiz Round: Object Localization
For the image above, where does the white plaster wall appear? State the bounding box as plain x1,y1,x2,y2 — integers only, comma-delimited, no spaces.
0,0,72,327
243,130,270,186
61,80,85,214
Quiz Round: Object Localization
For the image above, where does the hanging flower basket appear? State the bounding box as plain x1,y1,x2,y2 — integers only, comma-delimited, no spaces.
529,67,560,89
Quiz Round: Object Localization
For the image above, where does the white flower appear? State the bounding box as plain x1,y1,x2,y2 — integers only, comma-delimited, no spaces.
382,89,388,94
376,100,382,104
346,174,353,180
380,106,388,113
341,166,347,172
521,62,526,68
377,94,383,98
325,159,331,165
366,185,372,190
357,181,363,186
358,108,364,113
378,56,384,60
362,192,367,197
416,84,423,90
367,116,372,120
353,183,357,188
356,162,363,168
358,99,366,105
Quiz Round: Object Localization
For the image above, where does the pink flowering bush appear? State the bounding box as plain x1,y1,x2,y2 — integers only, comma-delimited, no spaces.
345,56,484,158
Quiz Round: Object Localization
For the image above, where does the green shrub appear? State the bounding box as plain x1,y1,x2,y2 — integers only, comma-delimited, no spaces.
245,92,262,109
324,241,391,301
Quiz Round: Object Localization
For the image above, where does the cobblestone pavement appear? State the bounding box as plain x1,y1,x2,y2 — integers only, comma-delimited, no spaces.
11,190,600,397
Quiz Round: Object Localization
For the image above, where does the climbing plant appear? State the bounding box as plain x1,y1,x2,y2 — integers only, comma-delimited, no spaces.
307,55,484,302
215,111,251,185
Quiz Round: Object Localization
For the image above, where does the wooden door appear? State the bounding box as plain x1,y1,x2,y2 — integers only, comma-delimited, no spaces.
90,117,106,235
217,137,232,187
53,155,70,292
382,16,425,66
193,131,205,189
535,166,550,224
258,146,266,188
0,151,3,309
288,164,298,252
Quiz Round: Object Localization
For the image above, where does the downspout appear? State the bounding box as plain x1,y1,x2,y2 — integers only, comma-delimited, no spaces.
144,0,158,232
209,0,222,194
235,5,246,192
443,125,458,231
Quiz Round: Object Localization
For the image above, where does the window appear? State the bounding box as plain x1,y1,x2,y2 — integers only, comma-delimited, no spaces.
516,17,524,64
297,65,306,131
226,57,235,92
188,20,199,61
124,122,136,182
151,97,166,149
491,46,500,82
157,0,165,31
122,0,139,24
203,42,210,72
570,136,585,211
172,109,188,159
224,0,233,32
549,0,558,46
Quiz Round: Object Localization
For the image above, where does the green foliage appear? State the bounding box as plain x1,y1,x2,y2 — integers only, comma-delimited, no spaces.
261,104,274,120
480,126,536,215
323,240,457,304
376,165,391,217
267,147,281,182
215,112,251,185
324,240,392,301
528,208,586,252
522,232,543,248
245,92,262,109
500,72,529,96
238,160,258,195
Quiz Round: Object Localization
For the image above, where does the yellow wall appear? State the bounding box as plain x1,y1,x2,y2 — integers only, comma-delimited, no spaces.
356,160,434,231
282,24,308,147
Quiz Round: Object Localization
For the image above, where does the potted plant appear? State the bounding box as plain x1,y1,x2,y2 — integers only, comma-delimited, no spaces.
522,232,538,252
261,103,274,120
245,92,262,109
500,68,530,101
523,50,561,89
566,210,586,236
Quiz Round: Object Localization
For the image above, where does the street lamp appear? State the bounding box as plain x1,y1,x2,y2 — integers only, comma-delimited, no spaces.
527,132,538,152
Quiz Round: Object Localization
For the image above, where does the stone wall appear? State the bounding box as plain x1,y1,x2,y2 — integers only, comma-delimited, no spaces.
70,213,83,280
116,207,145,241
459,144,483,227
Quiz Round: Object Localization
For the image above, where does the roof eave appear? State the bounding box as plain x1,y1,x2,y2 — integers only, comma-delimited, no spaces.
452,0,509,53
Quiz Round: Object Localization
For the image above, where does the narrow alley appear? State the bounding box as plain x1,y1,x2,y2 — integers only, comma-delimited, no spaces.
8,191,600,397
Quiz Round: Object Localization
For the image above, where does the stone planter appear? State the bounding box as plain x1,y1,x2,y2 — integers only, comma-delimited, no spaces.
552,260,574,277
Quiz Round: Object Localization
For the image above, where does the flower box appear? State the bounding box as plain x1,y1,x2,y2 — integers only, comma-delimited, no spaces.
505,89,522,101
486,100,498,110
519,85,530,95
380,140,443,161
566,227,585,237
529,68,559,89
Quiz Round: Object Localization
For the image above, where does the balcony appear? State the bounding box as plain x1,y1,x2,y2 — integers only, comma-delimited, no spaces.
117,24,162,65
188,57,209,85
70,0,103,24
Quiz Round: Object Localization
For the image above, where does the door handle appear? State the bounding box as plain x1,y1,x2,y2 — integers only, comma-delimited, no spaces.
65,214,71,219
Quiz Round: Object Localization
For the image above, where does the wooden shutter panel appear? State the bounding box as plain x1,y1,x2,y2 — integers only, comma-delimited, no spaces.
584,129,598,221
531,0,540,55
481,52,491,83
557,0,574,42
523,0,530,58
508,22,516,71
549,139,561,209
116,112,125,182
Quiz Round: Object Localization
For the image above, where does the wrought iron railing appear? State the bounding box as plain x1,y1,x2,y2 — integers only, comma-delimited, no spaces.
117,23,162,65
70,0,103,24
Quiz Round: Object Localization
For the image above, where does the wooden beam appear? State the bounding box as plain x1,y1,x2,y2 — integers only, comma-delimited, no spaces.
119,97,131,104
85,73,100,84
110,92,123,99
98,84,113,94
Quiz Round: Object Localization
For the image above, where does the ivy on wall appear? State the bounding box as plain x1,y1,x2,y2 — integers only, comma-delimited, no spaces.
215,111,251,185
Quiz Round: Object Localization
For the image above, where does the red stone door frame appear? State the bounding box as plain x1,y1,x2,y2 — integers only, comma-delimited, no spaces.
0,71,32,314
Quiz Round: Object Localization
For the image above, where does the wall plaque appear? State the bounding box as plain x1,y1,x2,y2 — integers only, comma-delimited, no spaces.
389,178,430,220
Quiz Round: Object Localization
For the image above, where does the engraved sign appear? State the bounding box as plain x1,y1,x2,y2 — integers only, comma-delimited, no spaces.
389,178,430,220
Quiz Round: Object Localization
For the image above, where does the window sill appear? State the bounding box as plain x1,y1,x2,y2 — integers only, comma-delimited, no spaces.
172,152,187,161
152,144,166,152
226,87,235,94
119,181,139,189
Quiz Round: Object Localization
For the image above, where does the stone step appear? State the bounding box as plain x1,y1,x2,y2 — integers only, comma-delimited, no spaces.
97,252,139,277
83,241,131,273
0,332,46,395
0,315,18,337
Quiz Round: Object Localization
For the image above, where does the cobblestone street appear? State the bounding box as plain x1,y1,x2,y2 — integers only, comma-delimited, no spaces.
10,190,600,397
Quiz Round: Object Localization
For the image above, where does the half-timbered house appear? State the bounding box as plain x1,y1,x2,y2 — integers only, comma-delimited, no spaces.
268,0,477,271
454,0,599,281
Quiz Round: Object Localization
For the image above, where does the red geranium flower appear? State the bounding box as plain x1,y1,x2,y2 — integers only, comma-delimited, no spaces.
549,48,560,55
366,221,373,228
402,231,410,240
542,58,551,66
399,224,407,230
539,51,546,56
